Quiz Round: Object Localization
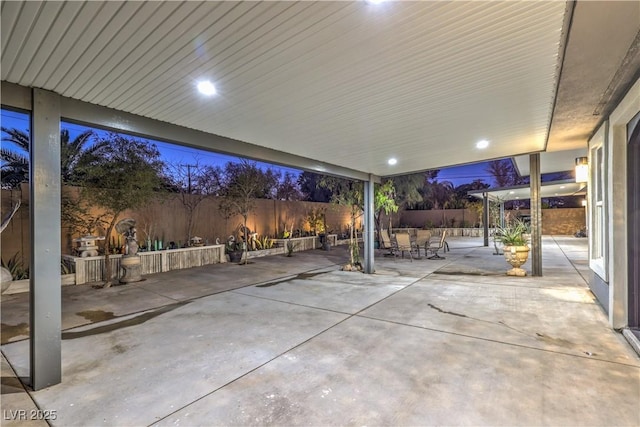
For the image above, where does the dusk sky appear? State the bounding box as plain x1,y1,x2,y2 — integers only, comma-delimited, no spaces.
1,108,493,187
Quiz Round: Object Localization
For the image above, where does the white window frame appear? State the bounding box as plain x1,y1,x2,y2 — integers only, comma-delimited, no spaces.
588,125,608,281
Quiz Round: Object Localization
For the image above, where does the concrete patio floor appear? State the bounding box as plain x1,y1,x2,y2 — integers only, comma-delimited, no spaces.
1,236,639,426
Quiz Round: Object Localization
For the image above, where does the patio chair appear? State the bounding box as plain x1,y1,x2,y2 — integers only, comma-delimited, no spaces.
426,229,448,259
415,229,432,257
395,232,418,261
379,229,396,256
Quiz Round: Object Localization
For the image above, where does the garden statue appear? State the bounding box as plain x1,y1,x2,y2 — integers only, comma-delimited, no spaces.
74,235,105,257
190,236,204,247
115,218,142,283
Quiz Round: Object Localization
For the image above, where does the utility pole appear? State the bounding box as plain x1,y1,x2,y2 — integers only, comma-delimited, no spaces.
180,164,197,193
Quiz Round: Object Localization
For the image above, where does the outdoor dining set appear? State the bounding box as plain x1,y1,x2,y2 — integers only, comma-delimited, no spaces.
379,228,449,261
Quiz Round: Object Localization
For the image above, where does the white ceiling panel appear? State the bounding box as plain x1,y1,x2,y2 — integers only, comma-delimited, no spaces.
1,1,574,177
469,180,586,202
514,148,588,177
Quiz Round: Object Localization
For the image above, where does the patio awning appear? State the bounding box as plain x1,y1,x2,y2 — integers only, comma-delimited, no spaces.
467,179,586,202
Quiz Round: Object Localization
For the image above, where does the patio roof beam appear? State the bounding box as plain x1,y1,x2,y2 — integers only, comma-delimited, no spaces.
1,82,375,183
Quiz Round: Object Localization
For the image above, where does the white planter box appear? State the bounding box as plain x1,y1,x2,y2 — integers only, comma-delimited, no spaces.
2,274,76,295
62,244,225,285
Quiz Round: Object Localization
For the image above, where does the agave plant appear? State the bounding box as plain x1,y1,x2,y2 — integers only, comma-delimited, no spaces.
1,253,29,280
495,218,530,247
255,235,274,250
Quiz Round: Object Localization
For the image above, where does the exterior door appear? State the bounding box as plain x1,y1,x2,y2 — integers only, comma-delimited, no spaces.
627,113,640,329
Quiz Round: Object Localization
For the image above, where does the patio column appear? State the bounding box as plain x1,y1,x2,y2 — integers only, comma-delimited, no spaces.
530,153,542,276
483,192,489,246
364,177,375,274
30,88,62,390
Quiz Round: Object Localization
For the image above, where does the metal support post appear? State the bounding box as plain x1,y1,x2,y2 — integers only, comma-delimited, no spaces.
364,178,375,274
530,153,543,276
483,193,489,247
30,88,62,389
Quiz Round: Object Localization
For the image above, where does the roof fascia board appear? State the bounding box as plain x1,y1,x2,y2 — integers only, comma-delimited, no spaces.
542,0,576,152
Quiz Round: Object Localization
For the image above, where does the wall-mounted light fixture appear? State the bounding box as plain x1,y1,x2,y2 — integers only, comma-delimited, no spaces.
575,157,588,183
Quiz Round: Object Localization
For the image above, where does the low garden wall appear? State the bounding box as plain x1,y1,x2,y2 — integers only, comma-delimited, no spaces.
4,236,338,293
391,227,485,238
2,274,75,295
63,244,225,285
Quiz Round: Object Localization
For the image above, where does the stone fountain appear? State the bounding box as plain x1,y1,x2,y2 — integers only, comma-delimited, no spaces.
116,218,142,284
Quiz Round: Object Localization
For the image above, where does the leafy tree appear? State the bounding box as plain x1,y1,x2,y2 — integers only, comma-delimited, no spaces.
169,161,222,245
318,176,364,267
454,179,490,202
390,173,424,209
276,171,302,200
223,161,279,200
298,171,332,202
76,133,166,287
374,179,398,244
218,160,265,264
445,179,491,210
260,167,282,199
61,188,107,237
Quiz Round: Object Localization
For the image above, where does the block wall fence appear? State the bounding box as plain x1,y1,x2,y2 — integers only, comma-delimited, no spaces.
2,184,585,268
399,208,586,235
1,184,359,267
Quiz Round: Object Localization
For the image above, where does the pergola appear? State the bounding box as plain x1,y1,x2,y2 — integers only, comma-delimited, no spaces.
1,1,638,389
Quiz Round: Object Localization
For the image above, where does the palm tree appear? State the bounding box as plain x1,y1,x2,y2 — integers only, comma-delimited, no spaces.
1,127,103,187
60,129,106,184
1,127,29,189
486,159,523,187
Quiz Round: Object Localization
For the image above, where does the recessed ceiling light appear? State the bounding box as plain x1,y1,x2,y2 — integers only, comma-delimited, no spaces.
366,0,386,4
515,196,520,199
197,80,216,96
476,139,489,149
509,191,515,194
388,158,397,165
559,185,565,189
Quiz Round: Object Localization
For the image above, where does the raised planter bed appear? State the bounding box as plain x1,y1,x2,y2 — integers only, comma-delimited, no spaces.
62,244,225,285
2,274,75,295
272,236,319,252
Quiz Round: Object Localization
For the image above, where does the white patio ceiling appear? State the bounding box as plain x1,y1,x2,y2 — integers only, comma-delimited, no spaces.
1,0,568,178
468,179,586,202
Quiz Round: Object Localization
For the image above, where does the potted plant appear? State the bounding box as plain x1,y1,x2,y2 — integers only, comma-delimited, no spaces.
225,237,244,263
495,218,530,276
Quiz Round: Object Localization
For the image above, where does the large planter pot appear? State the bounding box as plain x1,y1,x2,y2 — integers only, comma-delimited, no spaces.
503,245,530,276
228,251,243,263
